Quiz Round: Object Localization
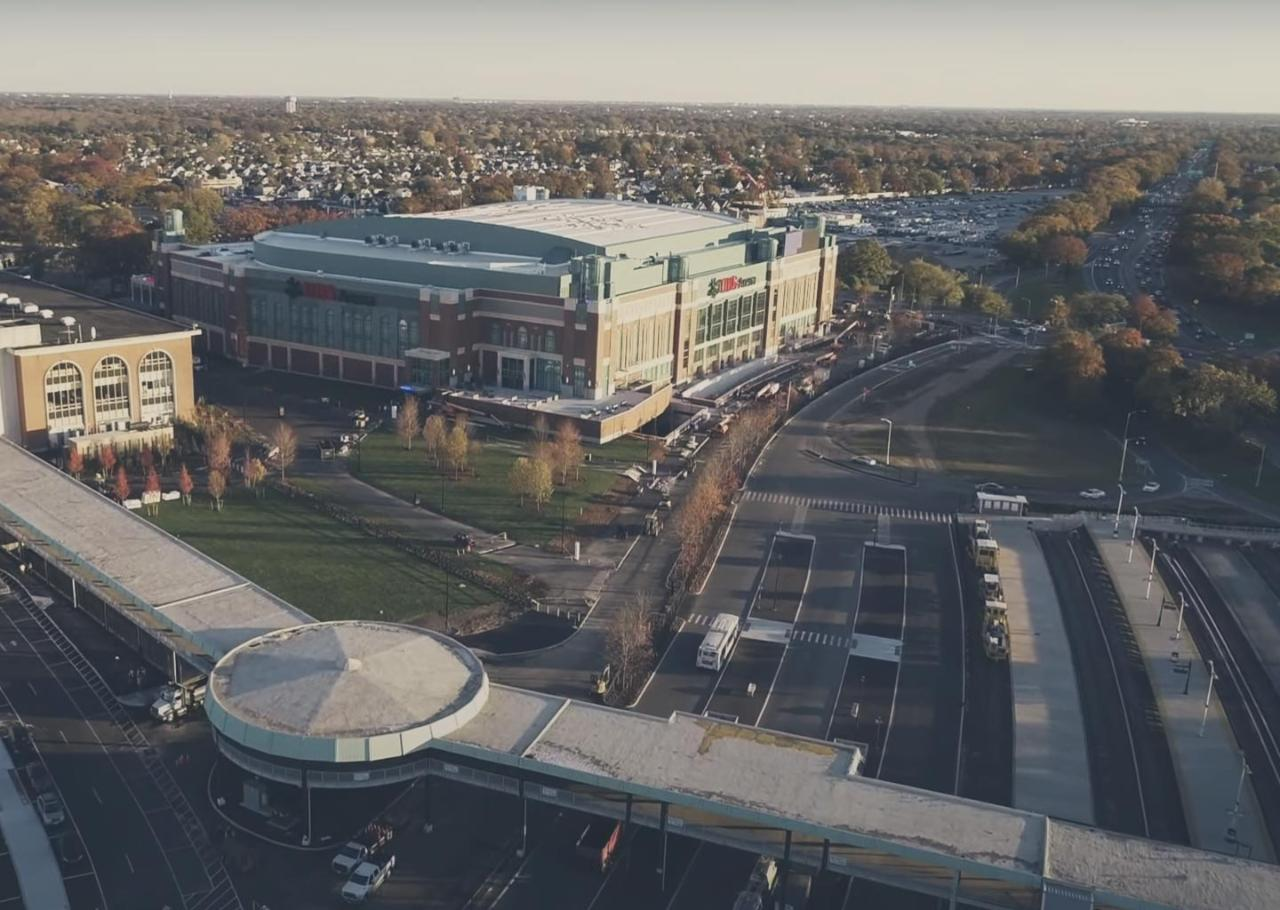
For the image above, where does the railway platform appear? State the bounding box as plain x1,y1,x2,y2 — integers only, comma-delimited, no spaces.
1093,531,1275,861
988,518,1094,824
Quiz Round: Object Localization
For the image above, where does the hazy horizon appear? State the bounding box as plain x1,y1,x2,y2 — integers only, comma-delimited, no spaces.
5,0,1279,114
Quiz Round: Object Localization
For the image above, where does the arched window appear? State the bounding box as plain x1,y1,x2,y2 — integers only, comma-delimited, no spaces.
44,361,85,435
138,351,176,423
92,356,131,429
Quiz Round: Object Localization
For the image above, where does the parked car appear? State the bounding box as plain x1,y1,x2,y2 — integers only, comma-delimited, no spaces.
36,792,65,827
1142,481,1161,493
1079,489,1107,500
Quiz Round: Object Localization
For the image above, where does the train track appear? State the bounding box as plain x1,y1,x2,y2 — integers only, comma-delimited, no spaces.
1159,547,1280,850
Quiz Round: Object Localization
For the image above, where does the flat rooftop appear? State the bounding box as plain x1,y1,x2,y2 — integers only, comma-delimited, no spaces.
0,440,310,665
397,199,743,249
207,622,489,762
255,231,570,276
0,274,195,346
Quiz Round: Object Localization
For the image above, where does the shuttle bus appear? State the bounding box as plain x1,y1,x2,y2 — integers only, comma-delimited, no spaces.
697,613,742,671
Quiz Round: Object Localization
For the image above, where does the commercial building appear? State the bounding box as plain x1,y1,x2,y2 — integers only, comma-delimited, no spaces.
0,275,199,453
158,199,836,438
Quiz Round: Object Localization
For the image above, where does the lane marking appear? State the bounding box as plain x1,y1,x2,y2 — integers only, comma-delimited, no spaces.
91,786,103,805
26,681,36,696
59,729,68,744
124,852,135,875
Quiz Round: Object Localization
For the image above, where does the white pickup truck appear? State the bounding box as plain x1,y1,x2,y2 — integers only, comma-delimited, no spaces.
331,841,372,875
342,854,395,903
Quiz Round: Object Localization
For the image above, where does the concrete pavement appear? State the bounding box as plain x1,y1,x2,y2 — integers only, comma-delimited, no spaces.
1094,534,1275,861
989,518,1094,824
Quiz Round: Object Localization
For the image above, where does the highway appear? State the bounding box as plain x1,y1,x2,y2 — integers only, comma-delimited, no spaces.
631,341,985,908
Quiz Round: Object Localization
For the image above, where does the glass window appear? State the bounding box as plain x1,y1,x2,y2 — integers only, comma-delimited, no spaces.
725,299,738,335
92,356,130,427
543,331,557,354
517,326,529,349
139,351,176,423
44,361,85,433
489,322,502,345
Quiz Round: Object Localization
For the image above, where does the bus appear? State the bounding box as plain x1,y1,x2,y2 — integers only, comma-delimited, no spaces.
697,613,741,671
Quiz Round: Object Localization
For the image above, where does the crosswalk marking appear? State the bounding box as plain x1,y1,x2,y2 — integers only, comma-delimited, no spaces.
686,613,854,651
742,490,951,524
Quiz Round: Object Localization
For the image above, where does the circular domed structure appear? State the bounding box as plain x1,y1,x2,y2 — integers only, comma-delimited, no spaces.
206,621,488,764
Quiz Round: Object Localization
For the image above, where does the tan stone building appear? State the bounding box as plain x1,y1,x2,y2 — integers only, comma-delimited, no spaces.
0,276,199,453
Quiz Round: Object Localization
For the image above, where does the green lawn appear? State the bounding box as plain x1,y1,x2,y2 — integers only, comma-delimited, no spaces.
350,428,648,544
1163,428,1280,510
148,487,494,626
1004,271,1086,321
921,365,1122,486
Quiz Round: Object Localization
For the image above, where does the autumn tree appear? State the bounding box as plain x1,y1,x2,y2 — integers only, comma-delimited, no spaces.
1040,234,1088,271
899,258,964,308
445,424,470,479
509,457,535,508
1045,295,1071,330
178,463,195,505
207,469,227,511
962,284,1012,319
838,239,895,297
244,457,267,495
207,431,232,477
423,414,447,466
1041,330,1107,407
67,446,84,479
113,465,130,503
99,444,117,478
397,394,420,450
270,422,297,481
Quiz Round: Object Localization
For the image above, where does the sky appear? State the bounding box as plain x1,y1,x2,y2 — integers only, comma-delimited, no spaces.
4,0,1279,113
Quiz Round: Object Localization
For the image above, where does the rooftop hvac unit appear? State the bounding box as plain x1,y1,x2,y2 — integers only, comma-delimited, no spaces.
375,234,387,245
387,235,398,245
0,293,8,303
22,303,39,314
59,316,76,327
410,239,422,249
460,242,471,253
3,296,20,309
421,238,432,250
364,235,375,245
38,308,54,319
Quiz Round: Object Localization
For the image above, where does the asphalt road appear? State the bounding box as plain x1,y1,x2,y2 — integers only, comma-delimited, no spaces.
0,590,191,910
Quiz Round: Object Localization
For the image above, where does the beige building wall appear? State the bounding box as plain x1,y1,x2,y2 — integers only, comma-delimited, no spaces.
13,333,197,450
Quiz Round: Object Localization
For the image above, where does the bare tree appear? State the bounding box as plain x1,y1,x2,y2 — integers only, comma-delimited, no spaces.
532,413,550,446
604,593,656,704
397,394,421,450
207,469,227,511
144,467,162,516
271,422,297,481
422,413,447,466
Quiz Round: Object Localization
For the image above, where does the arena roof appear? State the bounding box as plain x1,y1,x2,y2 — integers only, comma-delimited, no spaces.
400,199,743,249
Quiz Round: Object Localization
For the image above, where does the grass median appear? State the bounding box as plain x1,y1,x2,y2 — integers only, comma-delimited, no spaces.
148,486,496,626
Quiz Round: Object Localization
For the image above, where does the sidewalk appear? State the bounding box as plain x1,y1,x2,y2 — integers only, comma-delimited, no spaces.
990,518,1094,824
0,744,70,910
1093,532,1275,861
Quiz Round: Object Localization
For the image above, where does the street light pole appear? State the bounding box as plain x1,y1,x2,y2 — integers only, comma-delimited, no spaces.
1145,539,1159,600
1119,408,1144,482
880,417,893,466
1128,506,1140,563
1255,442,1267,489
1113,484,1126,535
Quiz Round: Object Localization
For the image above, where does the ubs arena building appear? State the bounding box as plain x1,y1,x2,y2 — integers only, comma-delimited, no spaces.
159,200,837,436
